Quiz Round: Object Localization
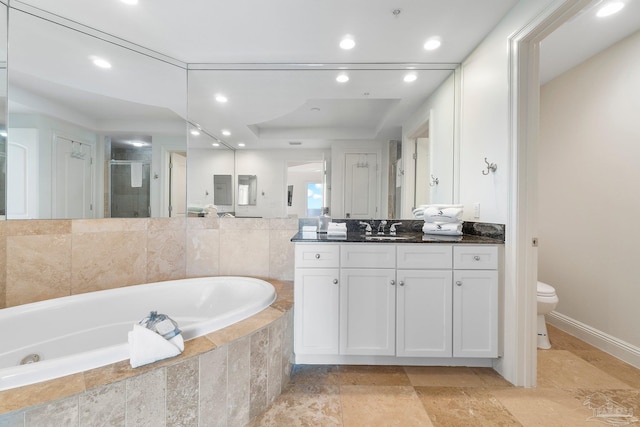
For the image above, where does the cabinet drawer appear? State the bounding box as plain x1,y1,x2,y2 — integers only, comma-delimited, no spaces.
295,244,340,268
341,244,395,268
453,246,498,270
397,244,452,269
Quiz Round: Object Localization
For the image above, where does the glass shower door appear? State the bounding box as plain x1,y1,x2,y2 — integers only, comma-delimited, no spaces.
109,161,150,218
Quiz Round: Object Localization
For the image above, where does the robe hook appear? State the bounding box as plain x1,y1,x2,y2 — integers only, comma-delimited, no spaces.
482,158,497,175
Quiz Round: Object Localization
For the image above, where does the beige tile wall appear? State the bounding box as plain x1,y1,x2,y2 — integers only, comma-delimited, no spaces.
1,217,298,309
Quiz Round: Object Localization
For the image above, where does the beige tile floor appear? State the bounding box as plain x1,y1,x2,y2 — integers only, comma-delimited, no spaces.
249,325,640,426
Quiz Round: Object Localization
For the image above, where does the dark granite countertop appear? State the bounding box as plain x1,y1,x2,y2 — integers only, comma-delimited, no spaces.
290,231,503,245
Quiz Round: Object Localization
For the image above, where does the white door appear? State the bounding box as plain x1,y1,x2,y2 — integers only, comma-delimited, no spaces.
294,268,340,355
340,268,396,356
53,136,93,219
169,152,186,217
397,269,453,357
344,153,377,219
453,270,499,357
7,129,39,219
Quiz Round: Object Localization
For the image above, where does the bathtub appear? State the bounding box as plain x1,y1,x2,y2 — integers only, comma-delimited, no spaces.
0,276,276,391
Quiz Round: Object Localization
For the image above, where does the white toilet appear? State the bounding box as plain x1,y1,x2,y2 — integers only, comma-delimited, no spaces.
537,281,559,349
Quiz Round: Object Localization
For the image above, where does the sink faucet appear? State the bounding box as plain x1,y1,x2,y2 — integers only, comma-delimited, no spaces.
359,221,372,235
377,220,387,235
390,222,402,235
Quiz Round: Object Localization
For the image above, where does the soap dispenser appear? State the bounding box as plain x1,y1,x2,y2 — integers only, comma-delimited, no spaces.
317,207,331,233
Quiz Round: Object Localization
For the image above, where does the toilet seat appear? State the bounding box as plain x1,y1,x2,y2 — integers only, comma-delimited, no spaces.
537,281,556,297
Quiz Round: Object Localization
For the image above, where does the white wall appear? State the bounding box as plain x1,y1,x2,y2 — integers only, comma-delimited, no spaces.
187,147,235,213
539,30,640,349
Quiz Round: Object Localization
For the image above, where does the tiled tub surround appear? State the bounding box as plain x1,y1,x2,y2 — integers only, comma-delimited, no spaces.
0,217,298,309
0,280,294,427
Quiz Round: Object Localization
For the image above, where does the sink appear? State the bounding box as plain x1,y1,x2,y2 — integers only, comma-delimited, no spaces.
363,235,415,241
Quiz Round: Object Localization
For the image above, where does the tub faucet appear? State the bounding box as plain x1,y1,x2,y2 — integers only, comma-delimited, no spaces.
377,220,387,235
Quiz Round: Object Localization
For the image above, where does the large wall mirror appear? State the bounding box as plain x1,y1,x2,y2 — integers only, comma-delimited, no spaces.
186,66,456,220
4,6,187,220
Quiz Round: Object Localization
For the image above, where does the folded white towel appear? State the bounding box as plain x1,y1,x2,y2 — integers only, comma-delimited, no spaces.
128,324,184,368
423,207,463,223
422,222,463,236
327,222,347,232
301,231,317,239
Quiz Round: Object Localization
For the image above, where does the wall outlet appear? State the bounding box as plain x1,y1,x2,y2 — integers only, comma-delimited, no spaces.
473,203,481,218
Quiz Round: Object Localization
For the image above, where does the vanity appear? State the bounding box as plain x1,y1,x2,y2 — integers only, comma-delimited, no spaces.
291,228,503,367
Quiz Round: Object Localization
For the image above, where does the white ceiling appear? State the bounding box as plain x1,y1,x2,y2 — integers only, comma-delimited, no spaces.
8,0,640,150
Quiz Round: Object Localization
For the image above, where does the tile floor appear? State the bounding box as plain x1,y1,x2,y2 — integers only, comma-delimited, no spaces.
249,325,640,426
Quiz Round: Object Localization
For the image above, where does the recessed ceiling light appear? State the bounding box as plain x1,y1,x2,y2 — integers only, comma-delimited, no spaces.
339,35,356,50
212,143,220,147
596,1,625,17
336,73,349,83
403,73,417,83
222,130,231,136
131,142,144,147
215,94,228,103
121,0,138,4
238,143,246,147
423,38,441,51
190,129,200,136
91,56,111,69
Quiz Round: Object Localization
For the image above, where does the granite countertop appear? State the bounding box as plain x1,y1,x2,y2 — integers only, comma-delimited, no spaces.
290,231,503,244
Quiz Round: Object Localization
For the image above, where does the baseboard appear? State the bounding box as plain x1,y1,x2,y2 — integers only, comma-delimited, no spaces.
547,311,640,369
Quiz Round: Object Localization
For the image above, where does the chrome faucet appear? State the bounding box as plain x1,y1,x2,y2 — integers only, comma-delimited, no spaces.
377,220,387,235
359,221,372,235
390,222,402,235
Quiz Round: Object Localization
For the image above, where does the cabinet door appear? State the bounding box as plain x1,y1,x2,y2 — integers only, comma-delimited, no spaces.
396,270,453,357
340,268,396,356
453,270,498,357
294,268,340,355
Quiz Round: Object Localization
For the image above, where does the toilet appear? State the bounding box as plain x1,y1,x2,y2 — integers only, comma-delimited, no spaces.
537,281,559,349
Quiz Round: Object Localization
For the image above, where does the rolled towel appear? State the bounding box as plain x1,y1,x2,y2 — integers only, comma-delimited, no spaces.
423,207,463,223
412,208,425,219
128,324,184,368
422,222,463,236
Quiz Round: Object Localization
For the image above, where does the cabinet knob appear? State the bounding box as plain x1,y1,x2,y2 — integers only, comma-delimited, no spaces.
333,279,338,284
390,279,396,286
399,281,405,286
456,281,463,286
315,253,321,259
473,256,481,261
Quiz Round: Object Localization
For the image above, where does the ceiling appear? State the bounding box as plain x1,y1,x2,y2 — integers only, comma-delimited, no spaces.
8,0,640,150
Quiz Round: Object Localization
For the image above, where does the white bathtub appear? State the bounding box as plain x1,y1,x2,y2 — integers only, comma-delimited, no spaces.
0,276,276,391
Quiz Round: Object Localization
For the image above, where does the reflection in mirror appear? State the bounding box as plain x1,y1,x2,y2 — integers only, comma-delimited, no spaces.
0,1,6,218
286,161,324,218
187,67,456,219
237,175,257,206
187,129,235,217
213,174,233,206
6,8,187,219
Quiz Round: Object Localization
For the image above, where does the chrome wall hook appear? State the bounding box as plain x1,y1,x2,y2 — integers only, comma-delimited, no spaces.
430,174,439,186
482,158,497,175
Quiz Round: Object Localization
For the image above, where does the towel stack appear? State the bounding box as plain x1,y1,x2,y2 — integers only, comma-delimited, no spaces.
326,222,347,238
416,204,464,236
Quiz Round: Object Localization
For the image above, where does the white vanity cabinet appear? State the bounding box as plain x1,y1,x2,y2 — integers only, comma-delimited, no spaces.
294,244,340,355
396,245,453,357
452,246,499,358
294,241,501,364
340,244,396,356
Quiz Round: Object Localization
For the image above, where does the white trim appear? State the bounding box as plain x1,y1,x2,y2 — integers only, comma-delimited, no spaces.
295,354,494,367
505,0,592,387
548,312,640,369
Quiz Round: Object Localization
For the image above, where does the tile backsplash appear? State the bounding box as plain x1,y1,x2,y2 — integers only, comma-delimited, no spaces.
0,217,297,308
